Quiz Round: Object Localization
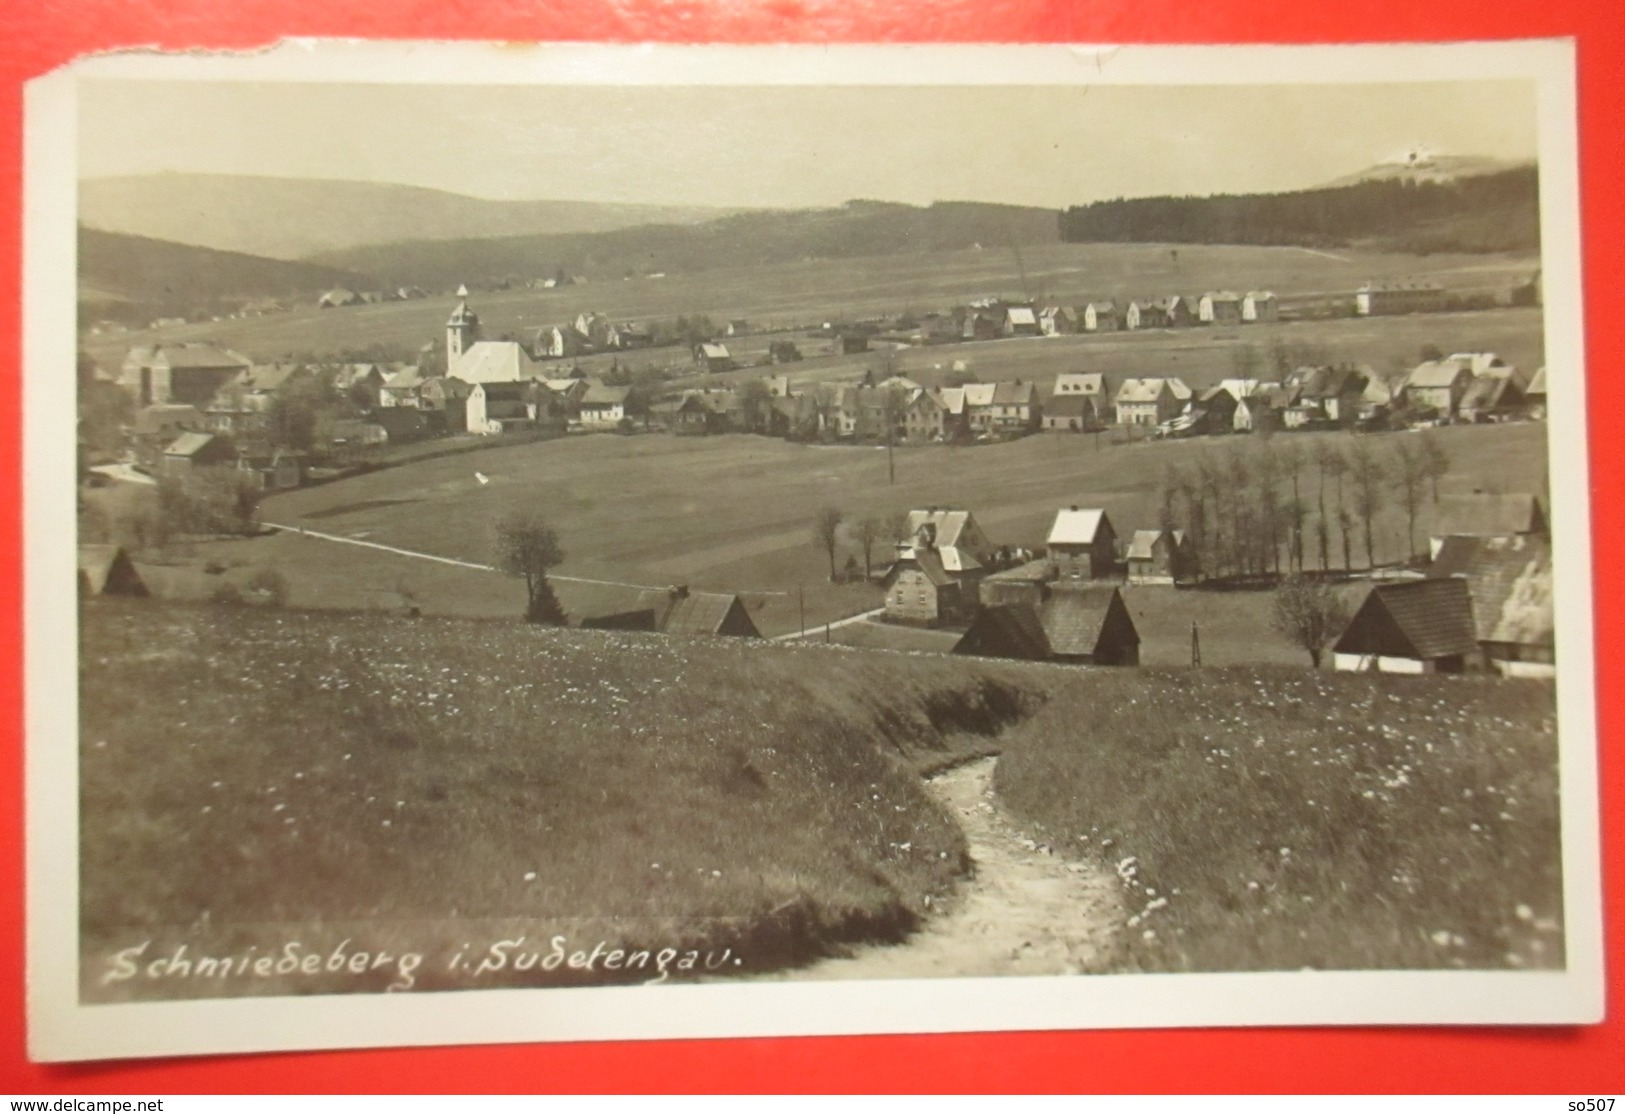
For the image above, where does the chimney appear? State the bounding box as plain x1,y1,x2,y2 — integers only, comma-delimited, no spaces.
669,584,689,600
1070,505,1079,512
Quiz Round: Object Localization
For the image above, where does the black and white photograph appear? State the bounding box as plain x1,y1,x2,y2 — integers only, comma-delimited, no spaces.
27,40,1601,1061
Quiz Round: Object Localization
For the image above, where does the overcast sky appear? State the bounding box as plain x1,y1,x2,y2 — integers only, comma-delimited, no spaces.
77,80,1537,209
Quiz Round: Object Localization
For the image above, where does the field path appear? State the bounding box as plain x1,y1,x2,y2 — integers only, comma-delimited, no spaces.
770,607,886,641
786,757,1121,980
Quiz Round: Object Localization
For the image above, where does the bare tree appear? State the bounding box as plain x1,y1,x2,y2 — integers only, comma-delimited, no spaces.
495,510,567,624
880,384,910,484
1348,438,1385,569
1157,461,1185,532
1418,429,1451,503
812,506,845,582
1271,576,1352,668
1393,437,1429,563
1278,439,1307,572
1312,439,1341,572
851,515,884,581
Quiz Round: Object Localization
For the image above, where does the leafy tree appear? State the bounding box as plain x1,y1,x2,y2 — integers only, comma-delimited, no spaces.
1419,343,1445,364
812,506,844,582
1271,576,1352,668
494,511,567,624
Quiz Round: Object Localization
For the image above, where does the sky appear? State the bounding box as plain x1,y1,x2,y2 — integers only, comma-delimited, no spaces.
76,80,1538,209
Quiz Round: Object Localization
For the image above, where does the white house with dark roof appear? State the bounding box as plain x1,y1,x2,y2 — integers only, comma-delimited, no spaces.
1114,378,1182,427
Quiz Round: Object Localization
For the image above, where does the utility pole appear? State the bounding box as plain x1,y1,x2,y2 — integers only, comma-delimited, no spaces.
1191,621,1202,667
799,584,806,639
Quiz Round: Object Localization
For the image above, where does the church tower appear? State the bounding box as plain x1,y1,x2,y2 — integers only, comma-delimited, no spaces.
446,286,480,367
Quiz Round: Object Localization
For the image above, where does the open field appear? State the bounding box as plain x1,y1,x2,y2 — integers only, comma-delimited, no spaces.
996,668,1562,971
139,420,1549,637
80,601,1042,999
79,239,1539,371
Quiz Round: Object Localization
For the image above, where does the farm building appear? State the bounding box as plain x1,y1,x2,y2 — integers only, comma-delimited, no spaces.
333,363,389,408
1402,359,1474,418
1198,292,1243,324
78,544,147,598
671,392,735,435
1082,302,1119,332
959,383,1000,435
1428,492,1547,560
1241,291,1279,322
1187,385,1239,433
119,344,253,408
578,382,631,427
1039,306,1077,335
979,560,1054,610
533,326,583,360
378,367,425,408
1126,529,1197,584
205,364,311,434
1052,372,1111,414
316,288,360,309
1428,534,1554,678
1047,506,1118,580
987,381,1041,433
1457,373,1527,423
1002,306,1041,337
905,508,995,570
694,343,736,373
452,341,549,385
958,308,1001,341
1332,578,1478,674
1355,281,1446,316
1114,378,1183,427
161,431,236,474
1042,394,1097,432
577,585,761,639
446,299,481,362
954,584,1139,666
130,404,205,450
902,389,950,441
1283,365,1371,427
1124,300,1164,330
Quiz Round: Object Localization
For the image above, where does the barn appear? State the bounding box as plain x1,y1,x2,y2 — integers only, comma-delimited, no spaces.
1428,534,1555,678
954,583,1139,666
1331,578,1478,674
576,586,761,639
1428,492,1547,559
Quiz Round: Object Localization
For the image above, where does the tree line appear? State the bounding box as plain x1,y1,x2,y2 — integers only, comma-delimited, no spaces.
1156,430,1452,581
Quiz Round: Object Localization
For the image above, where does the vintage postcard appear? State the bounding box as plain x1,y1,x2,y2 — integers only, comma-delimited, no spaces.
26,40,1600,1062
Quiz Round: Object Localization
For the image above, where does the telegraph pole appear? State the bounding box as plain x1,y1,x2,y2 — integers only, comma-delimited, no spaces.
799,584,806,639
1191,621,1202,667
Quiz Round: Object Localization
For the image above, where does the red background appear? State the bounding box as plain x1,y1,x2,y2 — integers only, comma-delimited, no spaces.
1,0,1619,1094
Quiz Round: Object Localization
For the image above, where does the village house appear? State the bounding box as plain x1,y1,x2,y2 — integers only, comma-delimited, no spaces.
1457,372,1527,423
235,445,306,491
466,382,542,435
616,323,653,349
1052,372,1111,421
694,342,736,373
1123,300,1167,331
1282,365,1371,428
879,510,994,628
1402,359,1474,419
78,544,147,598
1126,529,1198,584
204,364,310,434
1002,306,1041,337
1082,302,1120,333
988,381,1042,433
160,431,236,475
1042,394,1096,433
1199,291,1244,325
130,405,204,467
1047,506,1118,580
957,307,1002,342
959,383,999,435
901,388,949,442
120,344,253,408
416,375,471,417
1428,492,1547,560
1427,534,1554,678
671,391,734,435
1241,291,1279,322
333,363,389,409
533,326,583,360
1114,377,1182,427
1038,306,1077,336
1332,578,1478,674
838,332,871,355
1355,280,1446,316
954,583,1139,666
378,367,425,408
577,382,632,428
1183,385,1238,435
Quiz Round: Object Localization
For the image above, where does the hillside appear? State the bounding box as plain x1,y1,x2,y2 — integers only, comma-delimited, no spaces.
306,199,1063,290
78,173,741,261
1319,154,1535,189
78,226,377,324
1059,166,1540,254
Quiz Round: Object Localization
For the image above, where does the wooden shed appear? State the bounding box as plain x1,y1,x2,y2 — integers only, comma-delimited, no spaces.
954,583,1139,666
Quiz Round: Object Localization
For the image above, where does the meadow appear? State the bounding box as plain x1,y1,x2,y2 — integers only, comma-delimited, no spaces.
137,419,1550,638
79,238,1539,372
79,601,1043,1000
994,668,1563,971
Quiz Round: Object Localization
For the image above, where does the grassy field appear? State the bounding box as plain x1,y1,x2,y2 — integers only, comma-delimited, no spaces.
995,668,1562,971
80,601,1046,1001
81,599,1563,997
79,239,1539,371
128,420,1546,637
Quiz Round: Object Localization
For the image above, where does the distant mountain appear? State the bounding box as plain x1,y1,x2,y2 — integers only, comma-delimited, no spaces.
1058,166,1540,254
78,173,742,261
307,199,1063,290
78,226,376,323
1318,154,1536,190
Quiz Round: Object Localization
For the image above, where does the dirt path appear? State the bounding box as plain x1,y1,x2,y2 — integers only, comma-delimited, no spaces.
787,757,1122,980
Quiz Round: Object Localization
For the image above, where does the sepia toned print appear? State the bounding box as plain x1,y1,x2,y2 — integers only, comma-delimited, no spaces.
30,40,1600,1061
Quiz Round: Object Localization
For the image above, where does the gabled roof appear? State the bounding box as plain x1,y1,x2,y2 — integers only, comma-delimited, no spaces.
1243,290,1276,302
1218,378,1261,400
1458,374,1519,412
960,383,997,407
1333,578,1478,660
580,382,631,406
936,387,966,415
1039,584,1123,657
1115,378,1168,404
1166,377,1193,401
1126,529,1185,560
1406,359,1473,389
452,341,546,385
236,364,304,393
164,431,217,457
381,367,425,391
1203,290,1242,303
1055,372,1107,394
991,381,1036,405
127,344,252,371
1431,493,1546,540
1428,535,1553,648
1527,367,1548,396
958,604,1052,660
78,544,145,596
643,590,753,637
131,404,203,435
887,548,956,588
1005,306,1038,326
1047,507,1110,546
1085,301,1117,313
697,343,732,359
907,509,977,551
